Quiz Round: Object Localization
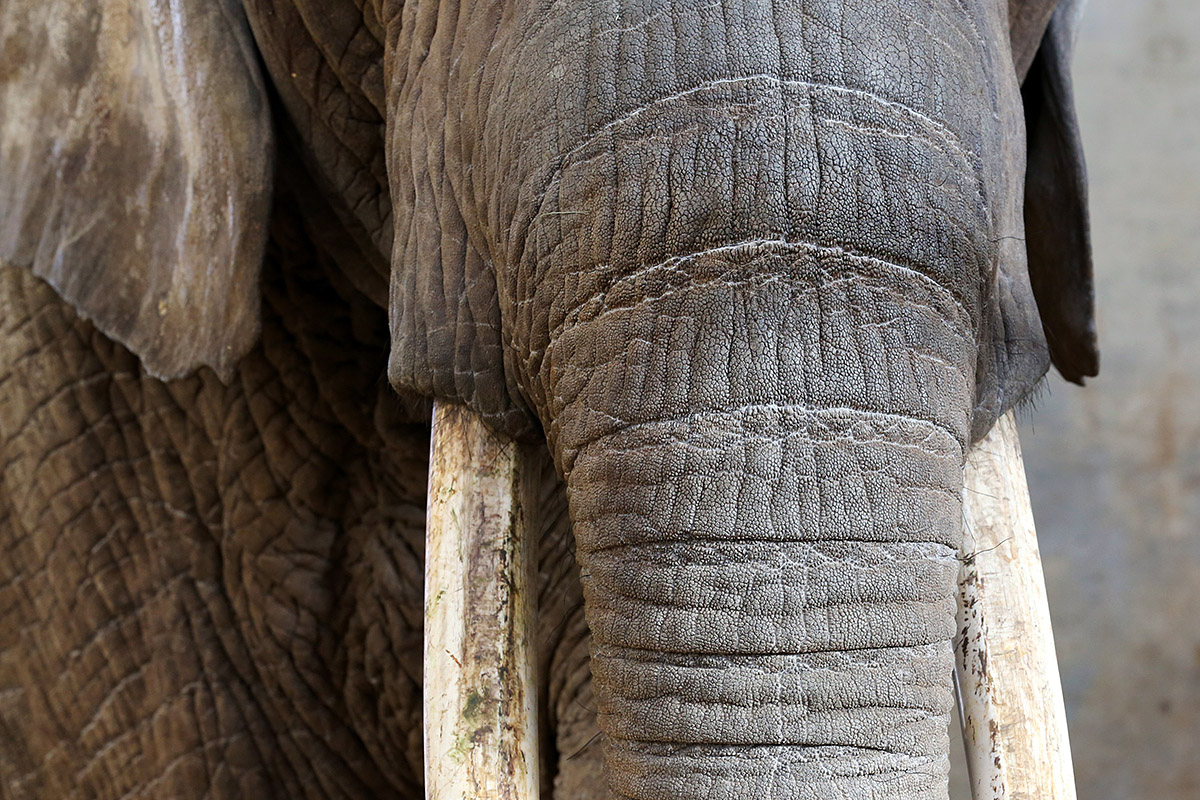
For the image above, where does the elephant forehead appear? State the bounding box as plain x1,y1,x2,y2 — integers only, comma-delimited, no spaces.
488,2,1006,324
490,0,1001,267
493,0,995,153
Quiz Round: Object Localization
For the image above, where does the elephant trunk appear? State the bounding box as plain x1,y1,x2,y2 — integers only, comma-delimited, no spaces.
539,239,978,799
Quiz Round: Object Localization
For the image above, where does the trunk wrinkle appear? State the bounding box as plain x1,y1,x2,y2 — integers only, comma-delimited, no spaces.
566,405,964,475
542,239,974,342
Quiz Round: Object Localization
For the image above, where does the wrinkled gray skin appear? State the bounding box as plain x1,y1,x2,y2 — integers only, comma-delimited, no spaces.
0,1,1096,798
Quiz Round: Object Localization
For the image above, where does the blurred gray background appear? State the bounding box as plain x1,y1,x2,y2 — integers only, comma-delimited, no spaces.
951,0,1200,796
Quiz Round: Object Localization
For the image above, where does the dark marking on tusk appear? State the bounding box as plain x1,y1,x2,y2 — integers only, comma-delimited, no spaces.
425,401,540,800
957,411,1077,800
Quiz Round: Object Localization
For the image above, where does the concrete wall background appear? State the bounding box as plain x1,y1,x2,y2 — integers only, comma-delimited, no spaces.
952,1,1200,796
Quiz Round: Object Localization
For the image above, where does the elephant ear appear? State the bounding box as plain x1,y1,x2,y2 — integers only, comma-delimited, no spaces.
1021,0,1099,383
0,0,273,381
1008,0,1060,81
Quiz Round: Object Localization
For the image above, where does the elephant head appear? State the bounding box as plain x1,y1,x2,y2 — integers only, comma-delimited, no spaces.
0,0,1095,798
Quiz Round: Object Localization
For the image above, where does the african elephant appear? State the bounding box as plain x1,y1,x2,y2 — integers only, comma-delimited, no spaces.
0,0,1095,798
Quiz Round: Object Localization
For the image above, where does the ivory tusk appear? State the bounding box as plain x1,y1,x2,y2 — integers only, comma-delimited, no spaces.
424,401,539,800
957,411,1077,800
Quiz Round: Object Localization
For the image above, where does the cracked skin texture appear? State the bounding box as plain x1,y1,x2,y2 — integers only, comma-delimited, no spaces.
0,196,599,799
0,1,1094,799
